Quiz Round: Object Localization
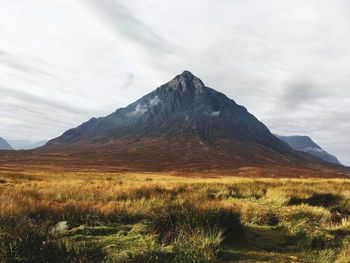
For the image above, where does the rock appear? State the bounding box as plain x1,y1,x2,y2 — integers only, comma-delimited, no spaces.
52,221,70,233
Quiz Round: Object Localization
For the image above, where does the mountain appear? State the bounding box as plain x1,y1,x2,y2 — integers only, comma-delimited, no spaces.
0,137,13,150
276,135,341,165
8,140,47,150
41,70,331,172
47,71,290,151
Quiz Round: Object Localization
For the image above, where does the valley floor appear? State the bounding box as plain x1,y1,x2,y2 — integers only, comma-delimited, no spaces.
0,169,349,262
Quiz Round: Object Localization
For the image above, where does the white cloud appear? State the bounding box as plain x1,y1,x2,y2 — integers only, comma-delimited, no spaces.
128,96,160,116
204,111,221,117
128,104,148,117
149,96,160,107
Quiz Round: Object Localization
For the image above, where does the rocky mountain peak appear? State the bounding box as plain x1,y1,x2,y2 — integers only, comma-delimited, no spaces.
166,70,205,96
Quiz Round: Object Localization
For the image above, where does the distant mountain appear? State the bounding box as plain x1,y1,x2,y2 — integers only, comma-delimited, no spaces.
276,135,341,165
41,71,327,171
8,140,47,150
0,137,13,150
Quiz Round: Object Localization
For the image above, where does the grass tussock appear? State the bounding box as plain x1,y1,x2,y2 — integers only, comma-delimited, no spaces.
0,170,349,262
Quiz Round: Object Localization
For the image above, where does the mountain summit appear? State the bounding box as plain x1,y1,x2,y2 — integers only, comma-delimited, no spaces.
44,71,329,171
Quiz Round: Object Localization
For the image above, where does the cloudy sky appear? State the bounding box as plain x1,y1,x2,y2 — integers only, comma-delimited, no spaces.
1,0,350,164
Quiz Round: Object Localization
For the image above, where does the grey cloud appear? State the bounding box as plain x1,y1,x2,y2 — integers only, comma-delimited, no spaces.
78,0,187,80
281,81,325,109
81,0,174,56
0,86,100,140
120,72,134,90
0,49,59,81
280,78,349,111
0,87,94,115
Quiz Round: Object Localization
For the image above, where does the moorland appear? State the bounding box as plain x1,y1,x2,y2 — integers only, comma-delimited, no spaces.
1,168,349,263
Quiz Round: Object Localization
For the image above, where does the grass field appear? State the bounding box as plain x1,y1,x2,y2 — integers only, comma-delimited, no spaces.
0,170,349,262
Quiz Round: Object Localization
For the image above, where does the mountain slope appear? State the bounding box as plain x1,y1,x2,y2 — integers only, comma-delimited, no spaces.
277,135,341,165
41,71,332,171
0,137,13,150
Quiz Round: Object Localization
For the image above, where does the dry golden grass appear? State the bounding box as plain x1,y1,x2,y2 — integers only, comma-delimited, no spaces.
0,169,349,262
